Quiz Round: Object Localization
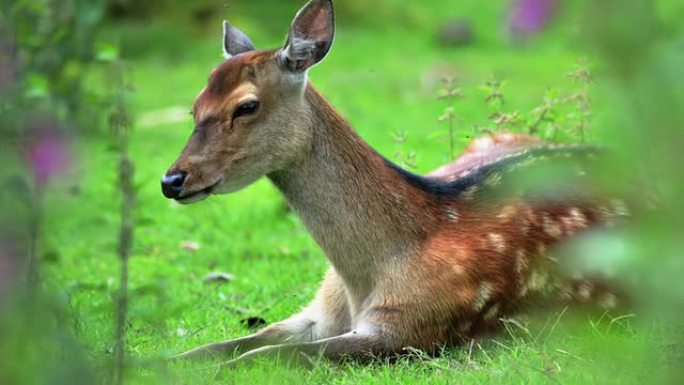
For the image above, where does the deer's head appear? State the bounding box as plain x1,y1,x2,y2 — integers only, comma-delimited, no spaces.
161,0,335,203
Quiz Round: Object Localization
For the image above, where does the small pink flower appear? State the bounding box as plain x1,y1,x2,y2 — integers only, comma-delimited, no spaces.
508,0,559,36
24,121,72,188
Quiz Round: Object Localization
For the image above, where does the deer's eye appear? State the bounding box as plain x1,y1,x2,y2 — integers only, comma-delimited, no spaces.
233,101,260,119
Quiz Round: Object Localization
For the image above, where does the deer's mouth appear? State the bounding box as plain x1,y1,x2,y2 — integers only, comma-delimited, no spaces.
176,180,221,204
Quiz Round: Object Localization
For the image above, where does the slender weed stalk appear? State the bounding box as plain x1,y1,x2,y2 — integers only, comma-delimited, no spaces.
392,130,417,169
107,60,135,385
483,75,522,133
437,77,464,160
566,57,593,142
25,184,42,298
528,58,594,141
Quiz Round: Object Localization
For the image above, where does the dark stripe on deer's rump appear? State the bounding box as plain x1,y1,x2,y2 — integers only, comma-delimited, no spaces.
381,144,601,200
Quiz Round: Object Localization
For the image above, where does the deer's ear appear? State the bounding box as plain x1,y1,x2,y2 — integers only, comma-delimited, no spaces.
223,21,256,59
280,0,335,72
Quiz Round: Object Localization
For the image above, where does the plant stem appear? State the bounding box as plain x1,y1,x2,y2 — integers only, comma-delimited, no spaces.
529,107,548,135
26,187,42,304
448,115,454,160
114,156,133,385
110,60,134,385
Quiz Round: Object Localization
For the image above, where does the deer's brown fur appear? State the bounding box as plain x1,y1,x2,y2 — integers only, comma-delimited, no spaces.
162,0,622,367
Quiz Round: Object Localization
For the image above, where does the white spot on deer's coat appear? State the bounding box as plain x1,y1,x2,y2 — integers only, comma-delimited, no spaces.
557,284,574,301
485,172,503,187
488,233,506,253
577,281,593,300
561,208,588,236
527,269,549,292
518,216,531,235
597,205,617,228
568,207,588,227
599,293,618,309
542,214,563,238
484,303,501,321
497,205,517,220
523,205,537,222
474,282,493,311
451,263,465,276
445,208,459,222
537,243,547,256
461,185,479,200
515,249,527,276
571,207,586,220
610,199,630,217
520,282,529,297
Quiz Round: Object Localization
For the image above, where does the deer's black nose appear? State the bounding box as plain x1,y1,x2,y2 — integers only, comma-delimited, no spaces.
161,171,187,199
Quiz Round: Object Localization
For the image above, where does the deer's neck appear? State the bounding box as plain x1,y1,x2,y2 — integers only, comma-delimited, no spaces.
268,85,433,300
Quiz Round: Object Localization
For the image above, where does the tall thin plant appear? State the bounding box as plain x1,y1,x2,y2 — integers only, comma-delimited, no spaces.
107,59,134,385
566,57,593,142
392,130,417,169
437,77,464,160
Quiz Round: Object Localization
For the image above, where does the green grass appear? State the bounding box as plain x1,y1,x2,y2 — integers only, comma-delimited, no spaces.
30,1,680,384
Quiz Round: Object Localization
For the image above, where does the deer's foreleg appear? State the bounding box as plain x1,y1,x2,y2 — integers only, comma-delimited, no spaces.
172,311,320,361
218,325,390,368
173,268,351,361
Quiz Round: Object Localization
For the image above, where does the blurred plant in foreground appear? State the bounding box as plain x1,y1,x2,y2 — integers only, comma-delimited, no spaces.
106,60,135,385
508,0,560,38
23,121,73,291
24,125,73,188
570,0,684,382
580,0,684,317
1,1,135,384
0,0,107,130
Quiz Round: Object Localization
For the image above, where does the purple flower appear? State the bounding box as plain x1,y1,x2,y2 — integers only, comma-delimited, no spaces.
24,121,72,188
508,0,559,36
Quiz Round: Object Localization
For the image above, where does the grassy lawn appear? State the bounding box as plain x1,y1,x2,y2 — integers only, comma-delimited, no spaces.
33,1,679,384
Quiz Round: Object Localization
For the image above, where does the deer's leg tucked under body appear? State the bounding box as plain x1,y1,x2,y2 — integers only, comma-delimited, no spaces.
174,268,351,361
172,313,316,361
220,326,390,368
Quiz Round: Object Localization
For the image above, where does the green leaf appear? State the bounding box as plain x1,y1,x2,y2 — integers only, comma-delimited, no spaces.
95,42,119,62
25,73,49,98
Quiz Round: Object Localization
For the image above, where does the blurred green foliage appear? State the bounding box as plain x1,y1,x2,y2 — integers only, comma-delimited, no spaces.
0,0,113,132
1,1,132,385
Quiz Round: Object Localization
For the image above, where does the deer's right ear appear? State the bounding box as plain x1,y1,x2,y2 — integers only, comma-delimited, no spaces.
279,0,335,72
223,21,256,59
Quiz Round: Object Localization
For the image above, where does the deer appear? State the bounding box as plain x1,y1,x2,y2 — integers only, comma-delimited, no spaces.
160,0,623,368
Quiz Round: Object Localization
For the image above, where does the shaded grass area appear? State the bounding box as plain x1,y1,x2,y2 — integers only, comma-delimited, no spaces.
38,1,679,384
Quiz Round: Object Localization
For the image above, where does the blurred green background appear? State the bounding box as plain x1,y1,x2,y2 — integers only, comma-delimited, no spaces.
1,0,683,384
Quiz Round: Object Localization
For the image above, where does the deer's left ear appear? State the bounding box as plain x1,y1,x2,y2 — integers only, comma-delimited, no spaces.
223,21,256,59
280,0,335,72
